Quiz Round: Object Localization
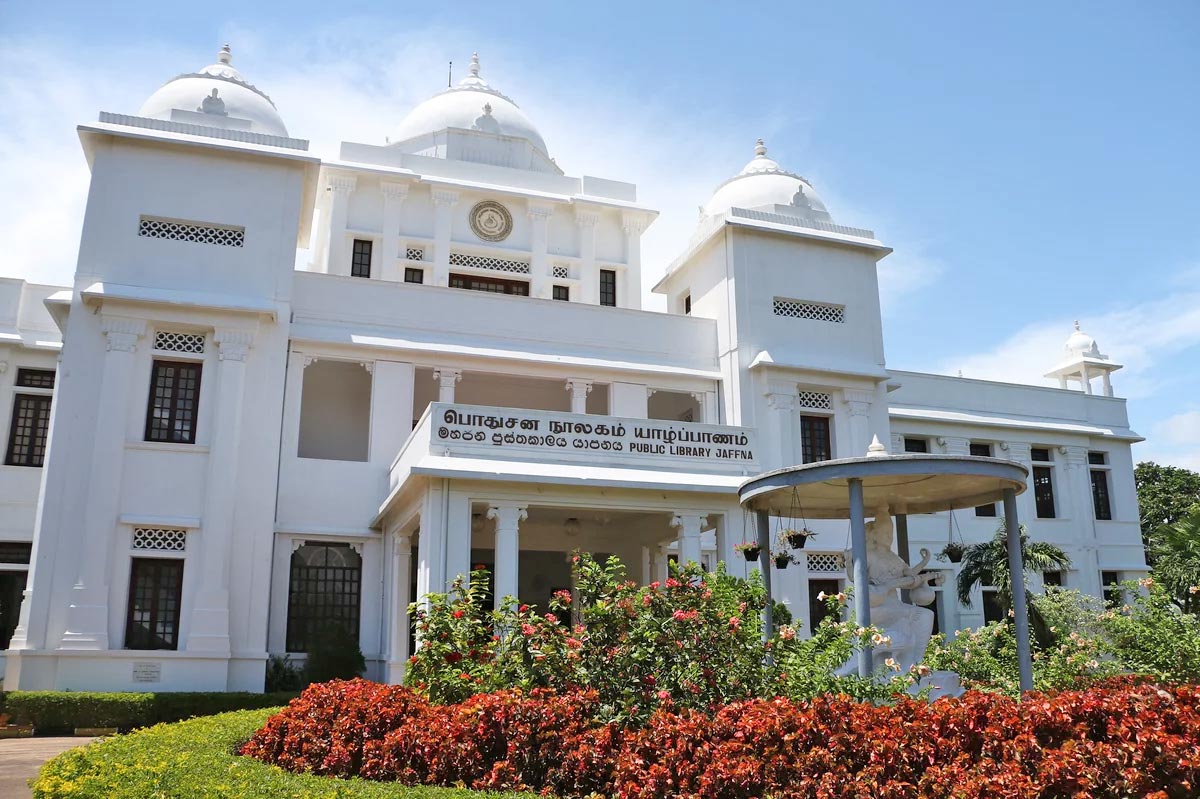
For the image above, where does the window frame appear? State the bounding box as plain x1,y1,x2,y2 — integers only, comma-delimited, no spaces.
449,273,530,296
552,285,570,301
144,359,203,445
285,541,363,653
403,267,424,284
1030,447,1057,519
124,556,185,651
799,414,833,464
351,238,373,279
599,269,617,307
1089,451,1113,521
903,437,929,454
5,392,53,467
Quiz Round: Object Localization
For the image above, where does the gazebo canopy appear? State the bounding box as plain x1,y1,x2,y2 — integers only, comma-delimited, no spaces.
738,453,1029,519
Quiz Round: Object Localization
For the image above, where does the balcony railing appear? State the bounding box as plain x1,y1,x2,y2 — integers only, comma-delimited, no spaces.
390,402,760,490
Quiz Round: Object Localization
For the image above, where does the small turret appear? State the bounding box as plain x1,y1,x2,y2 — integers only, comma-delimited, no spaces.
1044,321,1122,396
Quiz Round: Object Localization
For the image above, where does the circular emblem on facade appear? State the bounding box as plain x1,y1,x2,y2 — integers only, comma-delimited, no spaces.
469,200,513,242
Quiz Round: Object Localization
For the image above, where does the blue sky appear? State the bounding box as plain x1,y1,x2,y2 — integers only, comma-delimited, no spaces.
1,1,1197,468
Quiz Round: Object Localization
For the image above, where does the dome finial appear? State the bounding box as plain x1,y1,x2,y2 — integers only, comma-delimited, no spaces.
1073,320,1080,331
754,138,767,157
469,52,481,78
217,43,232,65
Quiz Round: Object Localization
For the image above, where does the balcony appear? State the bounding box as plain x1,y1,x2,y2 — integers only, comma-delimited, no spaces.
387,402,761,501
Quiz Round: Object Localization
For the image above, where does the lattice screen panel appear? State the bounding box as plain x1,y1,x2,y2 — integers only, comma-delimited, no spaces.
153,331,206,354
132,528,188,552
406,248,425,261
796,391,832,410
806,552,845,573
449,252,531,274
552,265,570,279
773,297,845,323
139,217,245,248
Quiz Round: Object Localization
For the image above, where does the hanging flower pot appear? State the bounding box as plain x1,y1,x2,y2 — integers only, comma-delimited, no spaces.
735,542,761,562
773,552,791,569
785,528,816,550
939,541,965,564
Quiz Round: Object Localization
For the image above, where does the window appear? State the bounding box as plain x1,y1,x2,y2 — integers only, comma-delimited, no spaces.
599,269,617,307
286,542,362,652
1091,469,1113,521
1033,466,1056,518
1043,570,1064,588
553,285,570,301
800,415,832,464
808,578,842,632
1088,451,1107,466
5,394,52,467
404,267,424,284
1101,570,1122,607
903,437,929,453
351,239,373,279
970,443,998,516
1031,447,1051,462
772,297,846,323
683,294,692,315
982,590,1006,624
0,542,31,650
124,557,184,650
145,360,202,444
449,273,529,296
14,368,55,389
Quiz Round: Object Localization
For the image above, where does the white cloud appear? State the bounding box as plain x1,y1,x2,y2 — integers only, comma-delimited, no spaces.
1144,410,1200,472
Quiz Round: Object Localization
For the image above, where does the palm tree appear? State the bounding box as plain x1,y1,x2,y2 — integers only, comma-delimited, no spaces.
1149,507,1200,613
956,523,1072,612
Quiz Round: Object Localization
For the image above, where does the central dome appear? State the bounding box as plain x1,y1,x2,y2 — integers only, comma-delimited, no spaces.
702,140,831,222
390,54,547,155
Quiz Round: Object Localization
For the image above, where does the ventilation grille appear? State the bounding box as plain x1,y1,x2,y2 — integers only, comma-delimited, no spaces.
153,331,206,354
139,217,245,247
449,251,530,274
406,247,425,261
132,528,187,552
552,265,570,279
796,391,832,411
806,552,845,573
773,297,845,323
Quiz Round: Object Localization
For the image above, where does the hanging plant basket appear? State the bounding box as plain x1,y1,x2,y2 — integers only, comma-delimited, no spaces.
773,553,791,569
785,528,816,550
735,543,762,562
940,541,965,564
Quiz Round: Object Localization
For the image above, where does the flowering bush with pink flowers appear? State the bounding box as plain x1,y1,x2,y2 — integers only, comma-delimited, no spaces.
405,554,902,720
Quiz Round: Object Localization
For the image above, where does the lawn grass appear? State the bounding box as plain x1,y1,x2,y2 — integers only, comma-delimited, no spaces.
31,707,540,799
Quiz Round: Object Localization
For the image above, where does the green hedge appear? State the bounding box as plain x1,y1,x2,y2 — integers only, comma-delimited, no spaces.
6,691,299,733
32,708,537,799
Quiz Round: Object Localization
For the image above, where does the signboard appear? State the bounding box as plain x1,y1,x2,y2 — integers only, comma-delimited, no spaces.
132,661,162,683
433,404,757,467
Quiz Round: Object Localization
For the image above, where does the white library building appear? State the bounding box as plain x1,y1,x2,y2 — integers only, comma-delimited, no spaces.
0,46,1146,691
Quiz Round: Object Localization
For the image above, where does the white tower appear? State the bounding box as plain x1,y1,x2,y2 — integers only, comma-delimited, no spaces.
1044,321,1122,397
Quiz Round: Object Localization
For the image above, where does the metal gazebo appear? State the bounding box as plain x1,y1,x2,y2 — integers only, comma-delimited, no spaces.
738,447,1034,692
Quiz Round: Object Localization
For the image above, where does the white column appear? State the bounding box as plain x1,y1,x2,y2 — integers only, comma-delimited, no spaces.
671,514,707,568
1101,371,1112,397
430,189,459,287
1061,446,1089,523
575,209,599,304
433,368,461,403
528,202,554,299
620,211,646,310
1004,442,1036,525
641,546,653,584
1080,363,1092,395
380,181,409,282
371,361,415,462
487,503,527,611
386,532,413,684
656,543,670,582
765,390,797,468
325,175,357,276
60,316,146,649
701,390,720,424
565,379,592,414
414,482,448,622
841,389,874,457
188,328,254,652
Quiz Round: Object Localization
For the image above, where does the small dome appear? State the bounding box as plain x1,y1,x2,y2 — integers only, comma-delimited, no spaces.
390,54,547,155
702,139,832,221
1065,321,1102,357
138,44,288,137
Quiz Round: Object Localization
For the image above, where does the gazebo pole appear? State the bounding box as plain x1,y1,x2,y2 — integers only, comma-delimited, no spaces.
1003,488,1034,693
848,478,872,678
756,509,774,641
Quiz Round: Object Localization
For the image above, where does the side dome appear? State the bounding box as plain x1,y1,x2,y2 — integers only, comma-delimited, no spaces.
390,53,547,156
702,139,831,222
138,44,288,137
1065,321,1102,357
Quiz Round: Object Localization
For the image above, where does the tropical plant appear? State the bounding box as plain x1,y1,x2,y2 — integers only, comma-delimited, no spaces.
1148,507,1200,612
1135,461,1200,551
303,623,366,684
955,523,1071,611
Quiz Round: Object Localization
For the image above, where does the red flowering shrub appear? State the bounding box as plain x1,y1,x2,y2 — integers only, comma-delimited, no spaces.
245,677,1200,798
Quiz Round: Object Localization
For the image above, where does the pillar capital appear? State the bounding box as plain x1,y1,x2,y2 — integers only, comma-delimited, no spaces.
433,368,462,388
765,391,797,411
100,316,146,352
841,388,874,416
431,189,460,208
392,531,413,554
327,174,357,195
565,378,593,413
381,180,410,203
486,503,528,526
213,328,255,362
527,201,555,221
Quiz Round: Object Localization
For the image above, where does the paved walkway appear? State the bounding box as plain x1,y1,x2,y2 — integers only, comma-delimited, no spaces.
0,736,97,799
